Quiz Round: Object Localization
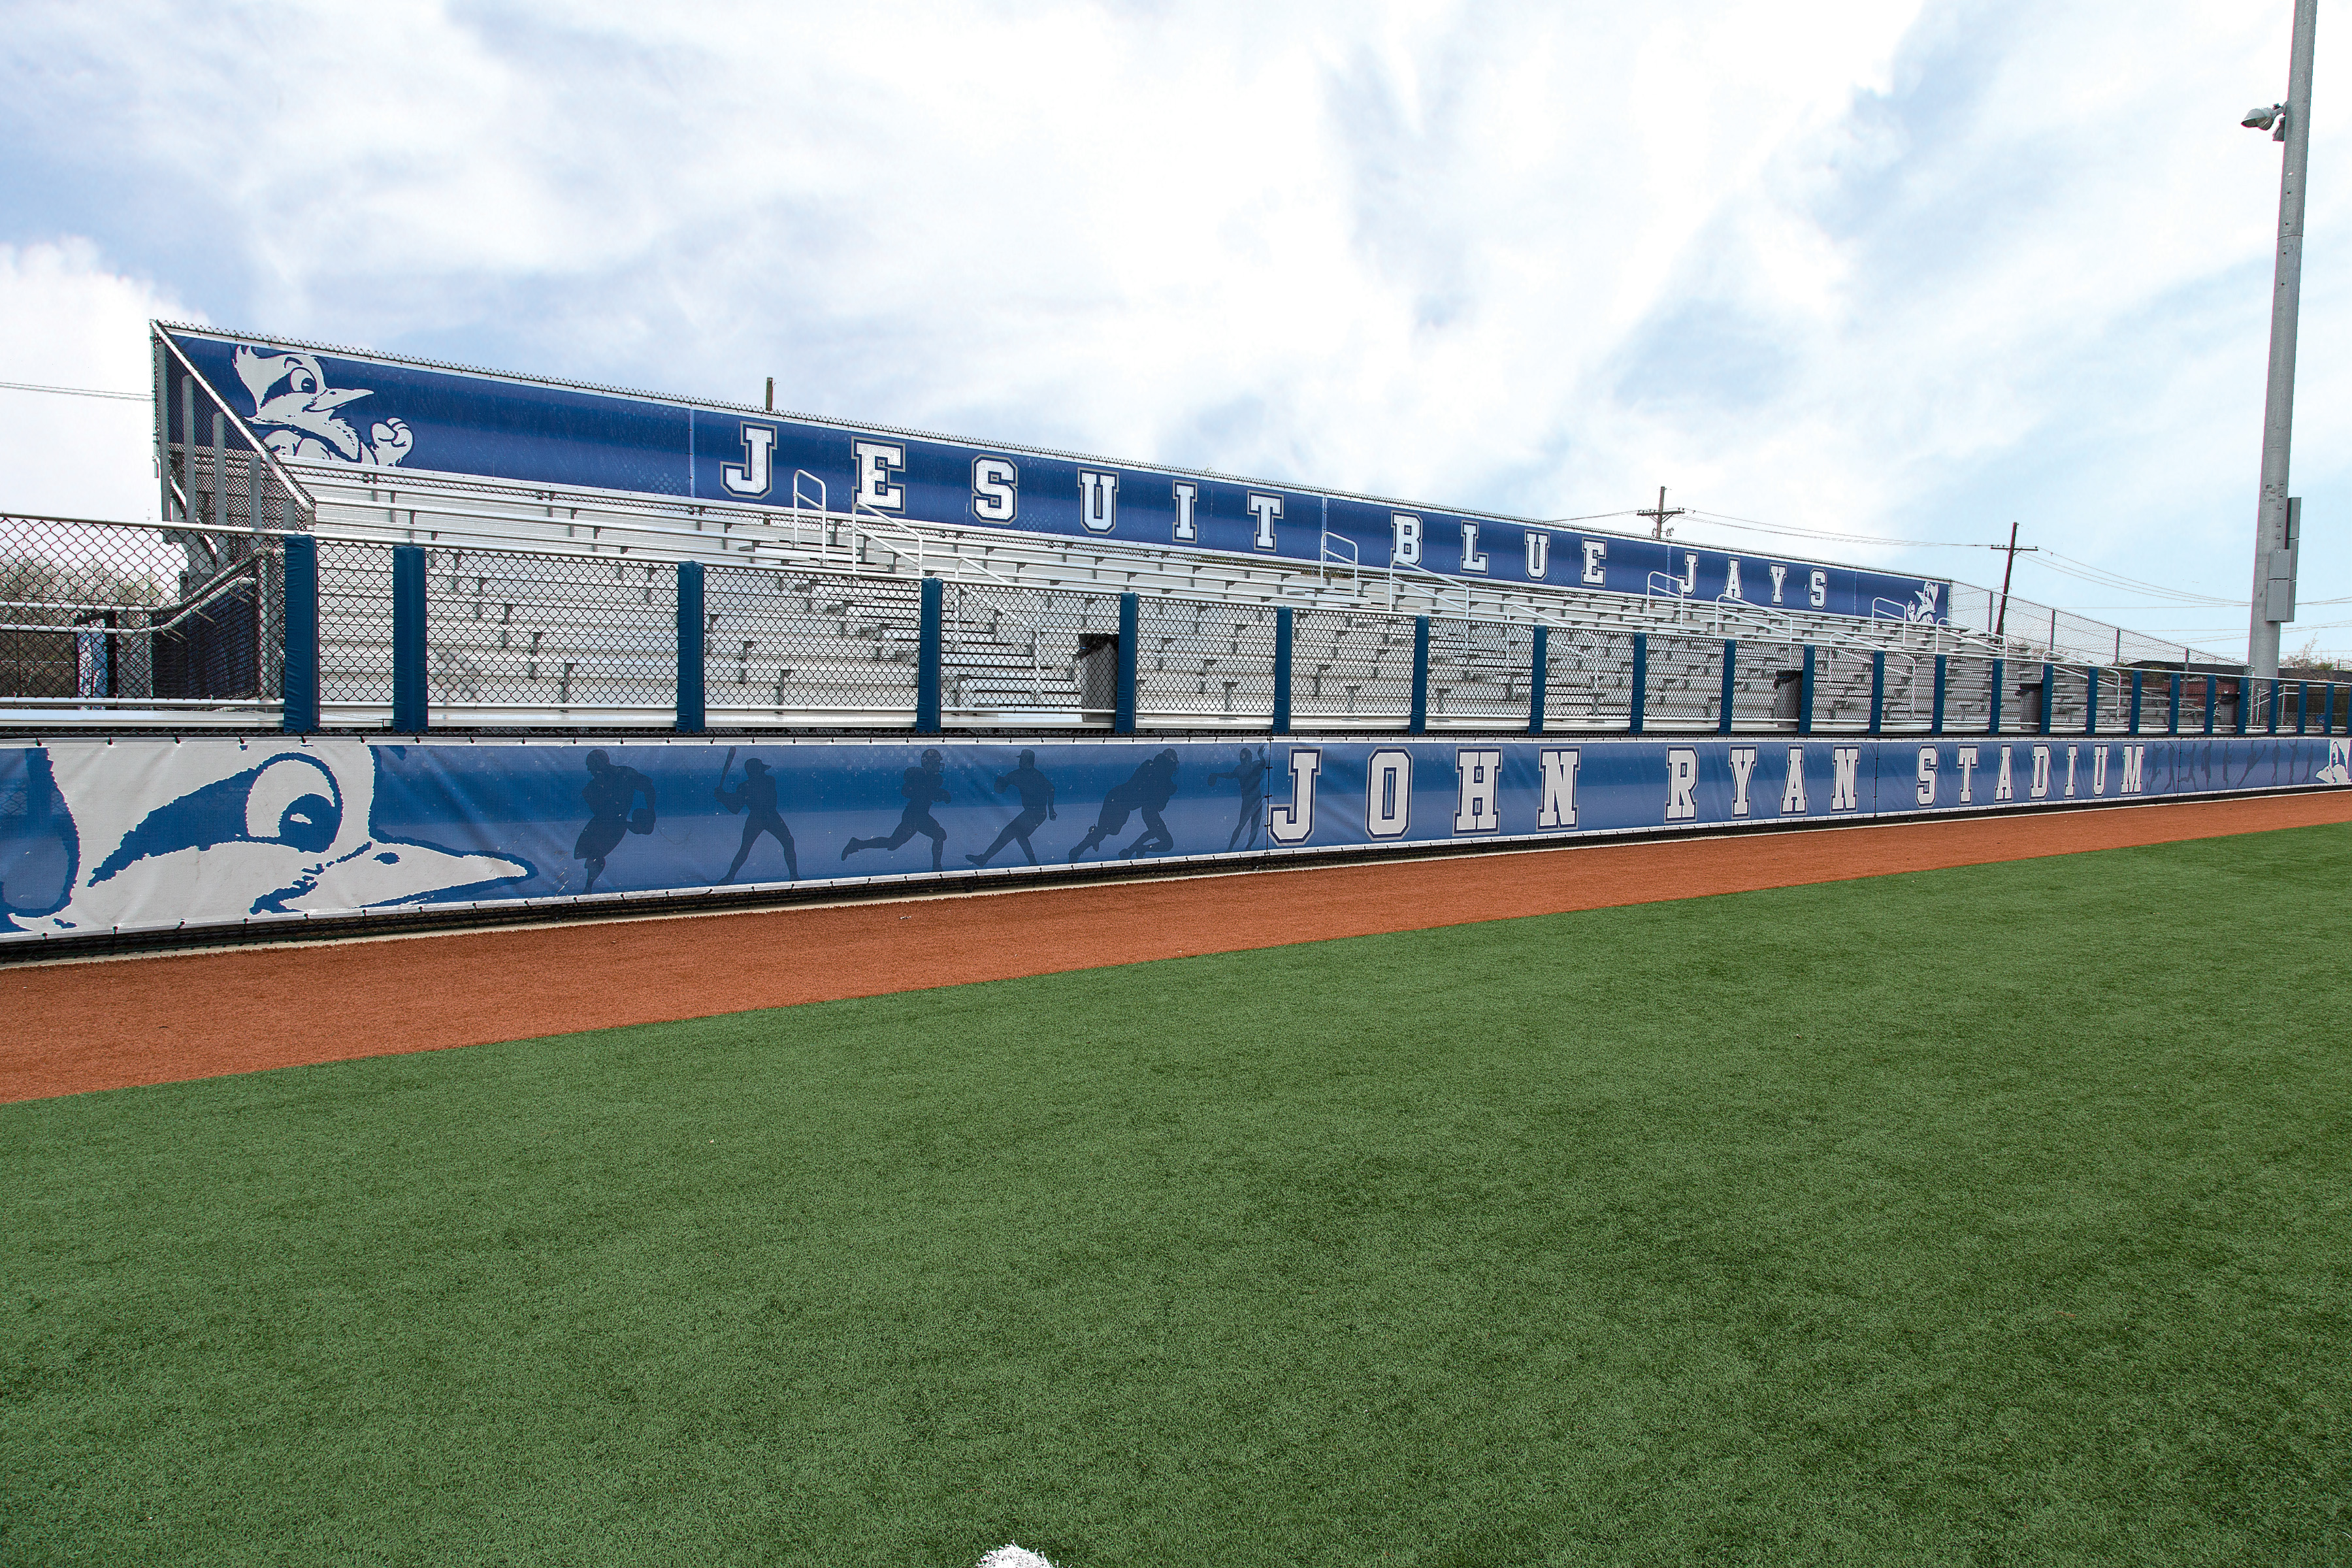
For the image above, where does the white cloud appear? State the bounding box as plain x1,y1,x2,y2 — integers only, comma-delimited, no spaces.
0,0,2344,654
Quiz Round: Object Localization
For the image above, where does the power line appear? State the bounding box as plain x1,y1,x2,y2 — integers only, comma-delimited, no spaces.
0,380,148,402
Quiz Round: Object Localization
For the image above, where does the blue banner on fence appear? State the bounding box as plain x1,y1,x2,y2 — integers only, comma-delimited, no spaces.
5,734,2344,943
163,326,1952,622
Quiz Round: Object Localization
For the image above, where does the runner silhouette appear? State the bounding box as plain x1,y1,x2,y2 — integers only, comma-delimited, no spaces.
967,749,1056,866
716,757,796,882
843,747,951,871
1067,748,1181,862
574,748,655,894
1208,745,1271,850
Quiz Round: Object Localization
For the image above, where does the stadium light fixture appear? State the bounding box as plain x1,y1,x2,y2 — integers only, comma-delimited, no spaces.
2243,103,2288,139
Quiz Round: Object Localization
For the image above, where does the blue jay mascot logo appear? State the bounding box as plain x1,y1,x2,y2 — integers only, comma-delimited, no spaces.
234,346,414,466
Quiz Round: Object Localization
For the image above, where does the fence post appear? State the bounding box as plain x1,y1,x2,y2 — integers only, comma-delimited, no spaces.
915,576,942,734
1115,591,1138,736
1989,659,2004,733
2036,662,2053,735
2234,678,2249,735
1628,632,1647,735
1718,638,1737,735
1273,605,1294,735
391,544,427,733
1527,624,1548,736
1410,615,1431,734
1798,644,1815,736
2084,668,2099,736
2206,675,2218,734
1931,654,1947,736
2168,672,2181,735
281,534,319,734
676,560,706,734
1869,650,1886,734
2128,669,2143,735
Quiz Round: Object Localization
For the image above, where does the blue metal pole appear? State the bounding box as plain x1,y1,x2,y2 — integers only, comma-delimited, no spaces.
280,534,318,734
915,576,942,734
2168,671,2181,735
1719,638,1737,735
391,543,427,733
1528,623,1548,736
1989,659,2004,734
2206,674,2219,734
2037,662,2053,735
1115,591,1138,736
1799,644,1816,736
1931,654,1947,736
676,560,706,734
2128,668,2143,735
1273,604,1294,735
1628,632,1647,735
1869,649,1886,734
2084,667,2099,736
1410,615,1430,734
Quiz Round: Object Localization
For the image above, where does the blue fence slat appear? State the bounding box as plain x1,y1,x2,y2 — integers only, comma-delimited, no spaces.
676,560,706,734
1115,592,1138,736
915,576,943,734
1528,624,1548,736
391,544,427,733
1273,605,1294,735
1410,616,1431,734
280,534,318,734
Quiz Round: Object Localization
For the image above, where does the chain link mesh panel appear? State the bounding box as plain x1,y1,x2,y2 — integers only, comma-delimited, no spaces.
1639,632,1720,731
1427,617,1533,729
1540,625,1636,731
2,515,279,705
1942,655,1997,733
941,582,1117,725
707,566,919,725
1290,607,1416,727
1136,597,1279,727
1725,639,1805,732
426,548,675,715
319,539,395,708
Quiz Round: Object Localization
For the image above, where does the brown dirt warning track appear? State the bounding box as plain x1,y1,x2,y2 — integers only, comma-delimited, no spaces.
5,791,2349,1105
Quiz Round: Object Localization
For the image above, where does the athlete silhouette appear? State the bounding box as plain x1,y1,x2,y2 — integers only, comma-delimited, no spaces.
574,748,655,894
843,747,951,870
716,757,796,882
1068,748,1181,862
967,749,1057,866
1208,745,1271,850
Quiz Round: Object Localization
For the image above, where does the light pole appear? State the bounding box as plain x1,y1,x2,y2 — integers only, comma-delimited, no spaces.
2243,0,2319,679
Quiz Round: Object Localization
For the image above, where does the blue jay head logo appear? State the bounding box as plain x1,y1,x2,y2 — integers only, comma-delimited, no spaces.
233,346,414,467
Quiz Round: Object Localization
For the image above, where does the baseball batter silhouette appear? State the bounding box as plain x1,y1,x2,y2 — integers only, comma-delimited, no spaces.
574,748,655,894
1067,748,1181,862
1208,745,1271,850
843,747,951,871
967,749,1057,866
716,757,796,882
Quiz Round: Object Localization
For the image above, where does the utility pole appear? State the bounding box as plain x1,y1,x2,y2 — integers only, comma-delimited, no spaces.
1637,485,1686,540
1993,521,2037,641
765,376,775,412
2245,0,2318,679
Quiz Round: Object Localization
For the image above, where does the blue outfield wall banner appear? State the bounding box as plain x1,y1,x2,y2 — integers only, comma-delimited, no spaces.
4,733,2345,944
163,325,1951,622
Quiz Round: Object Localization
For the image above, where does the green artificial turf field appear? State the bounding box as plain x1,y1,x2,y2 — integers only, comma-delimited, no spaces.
5,825,2351,1567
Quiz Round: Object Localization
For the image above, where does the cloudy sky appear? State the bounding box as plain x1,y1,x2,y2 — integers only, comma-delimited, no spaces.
1,0,2343,659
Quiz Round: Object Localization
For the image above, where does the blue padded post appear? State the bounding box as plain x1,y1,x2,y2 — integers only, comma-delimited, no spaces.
1629,632,1648,735
2084,667,2099,736
1115,591,1138,735
676,560,706,734
1719,639,1736,735
2168,672,2181,735
2206,674,2218,734
2128,669,2143,735
1273,605,1294,735
281,534,318,734
915,576,943,734
391,543,427,733
1410,615,1430,734
1989,659,2004,733
1528,624,1548,736
1869,650,1886,734
1798,644,1816,736
2037,662,2053,736
1931,654,1947,736
2235,677,2251,735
